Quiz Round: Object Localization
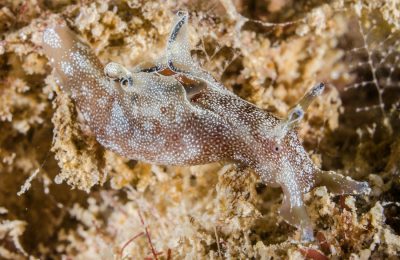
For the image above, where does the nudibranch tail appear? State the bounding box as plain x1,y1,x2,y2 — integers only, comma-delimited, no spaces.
43,25,119,136
42,26,80,90
43,26,103,87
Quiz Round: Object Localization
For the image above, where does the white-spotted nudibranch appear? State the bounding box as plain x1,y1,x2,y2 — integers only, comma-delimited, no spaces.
42,11,370,241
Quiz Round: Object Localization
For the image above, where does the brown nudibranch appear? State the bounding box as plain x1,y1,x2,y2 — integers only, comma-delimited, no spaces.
42,11,370,241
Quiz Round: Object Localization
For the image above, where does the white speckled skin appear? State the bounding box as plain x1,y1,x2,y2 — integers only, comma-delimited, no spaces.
42,12,370,241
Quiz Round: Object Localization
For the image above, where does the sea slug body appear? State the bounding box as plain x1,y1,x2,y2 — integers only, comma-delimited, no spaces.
42,11,370,241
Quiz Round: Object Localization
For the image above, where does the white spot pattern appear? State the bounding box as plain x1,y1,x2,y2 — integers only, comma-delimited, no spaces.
43,28,62,48
60,61,74,76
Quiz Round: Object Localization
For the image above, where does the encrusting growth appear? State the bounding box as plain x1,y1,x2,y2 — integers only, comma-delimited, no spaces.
42,11,370,241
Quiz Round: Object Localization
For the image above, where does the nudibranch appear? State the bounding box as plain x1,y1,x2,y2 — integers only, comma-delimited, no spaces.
42,11,370,241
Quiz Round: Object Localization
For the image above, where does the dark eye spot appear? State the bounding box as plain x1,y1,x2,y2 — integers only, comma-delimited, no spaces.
120,77,133,88
274,145,281,153
121,79,128,86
